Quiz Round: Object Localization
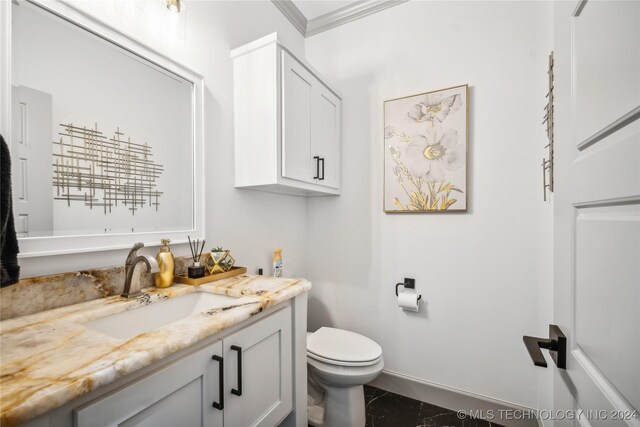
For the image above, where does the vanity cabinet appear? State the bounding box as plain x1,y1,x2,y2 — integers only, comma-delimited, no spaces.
25,304,298,427
223,306,292,426
232,33,341,196
75,340,224,427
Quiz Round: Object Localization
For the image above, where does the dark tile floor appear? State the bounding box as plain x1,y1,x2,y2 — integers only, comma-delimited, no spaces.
364,385,505,427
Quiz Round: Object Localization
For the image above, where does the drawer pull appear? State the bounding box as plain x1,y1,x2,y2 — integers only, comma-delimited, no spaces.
211,355,224,409
231,345,243,396
313,156,320,180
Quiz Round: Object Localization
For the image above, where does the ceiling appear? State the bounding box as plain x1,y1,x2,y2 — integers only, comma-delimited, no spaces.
291,0,359,21
273,0,408,37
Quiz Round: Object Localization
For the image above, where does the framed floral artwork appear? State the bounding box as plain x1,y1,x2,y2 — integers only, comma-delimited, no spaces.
384,84,468,212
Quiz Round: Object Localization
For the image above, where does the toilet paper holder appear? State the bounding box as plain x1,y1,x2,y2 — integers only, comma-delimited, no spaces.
395,278,421,300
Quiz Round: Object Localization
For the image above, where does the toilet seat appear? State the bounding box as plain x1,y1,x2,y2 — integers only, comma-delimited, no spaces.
307,351,382,367
307,327,382,367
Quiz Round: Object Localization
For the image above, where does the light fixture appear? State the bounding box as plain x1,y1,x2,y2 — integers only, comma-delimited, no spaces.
166,0,182,13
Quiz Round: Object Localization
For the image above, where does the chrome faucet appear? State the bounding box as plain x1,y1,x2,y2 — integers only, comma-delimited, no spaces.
121,242,159,298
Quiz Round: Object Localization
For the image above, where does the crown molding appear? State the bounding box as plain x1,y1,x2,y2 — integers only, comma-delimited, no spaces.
306,0,408,37
271,0,307,36
271,0,408,38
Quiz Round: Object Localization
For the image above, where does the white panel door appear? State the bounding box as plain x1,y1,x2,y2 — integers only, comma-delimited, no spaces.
74,340,224,427
553,1,640,425
312,85,341,189
224,307,292,427
282,51,316,184
10,85,53,237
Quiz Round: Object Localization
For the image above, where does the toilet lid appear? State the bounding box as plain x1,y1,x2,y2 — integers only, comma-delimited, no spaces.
307,327,382,364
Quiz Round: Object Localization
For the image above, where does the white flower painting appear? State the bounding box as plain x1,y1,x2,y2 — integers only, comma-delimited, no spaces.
384,85,468,212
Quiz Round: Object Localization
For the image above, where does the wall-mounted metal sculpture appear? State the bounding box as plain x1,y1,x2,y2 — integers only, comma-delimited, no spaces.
52,123,164,215
542,52,554,201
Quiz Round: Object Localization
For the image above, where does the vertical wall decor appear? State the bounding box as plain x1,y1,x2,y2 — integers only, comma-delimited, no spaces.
384,84,468,212
52,123,164,215
542,52,554,201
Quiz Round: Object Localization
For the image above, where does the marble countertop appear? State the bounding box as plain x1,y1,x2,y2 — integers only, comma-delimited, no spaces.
0,275,310,426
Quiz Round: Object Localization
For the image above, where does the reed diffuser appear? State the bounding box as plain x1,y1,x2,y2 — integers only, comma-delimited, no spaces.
187,236,206,278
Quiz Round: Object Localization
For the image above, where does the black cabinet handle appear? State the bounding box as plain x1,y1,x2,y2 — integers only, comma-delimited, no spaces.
313,156,320,179
211,355,224,410
231,345,243,396
319,157,325,180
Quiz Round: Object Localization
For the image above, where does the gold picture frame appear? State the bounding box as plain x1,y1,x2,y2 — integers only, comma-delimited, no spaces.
383,84,469,213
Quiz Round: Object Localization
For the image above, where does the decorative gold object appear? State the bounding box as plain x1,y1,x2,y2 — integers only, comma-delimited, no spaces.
154,239,175,288
166,0,182,12
174,266,247,286
52,123,164,215
205,250,236,275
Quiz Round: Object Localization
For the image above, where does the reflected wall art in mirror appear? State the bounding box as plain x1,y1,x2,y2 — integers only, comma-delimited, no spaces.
0,0,205,256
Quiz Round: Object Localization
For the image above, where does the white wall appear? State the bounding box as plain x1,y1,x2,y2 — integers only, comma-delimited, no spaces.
304,1,552,408
18,0,308,279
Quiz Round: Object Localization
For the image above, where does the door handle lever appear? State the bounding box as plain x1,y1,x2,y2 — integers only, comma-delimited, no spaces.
523,324,566,369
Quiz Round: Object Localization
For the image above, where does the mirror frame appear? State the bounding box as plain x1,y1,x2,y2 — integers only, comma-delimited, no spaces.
0,0,205,257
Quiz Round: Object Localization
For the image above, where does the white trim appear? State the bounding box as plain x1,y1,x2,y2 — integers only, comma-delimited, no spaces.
570,349,640,427
270,0,408,38
306,0,409,37
576,404,595,427
370,370,541,427
0,0,10,141
2,0,205,257
576,105,640,151
230,32,342,100
572,0,588,17
271,0,307,36
230,32,280,59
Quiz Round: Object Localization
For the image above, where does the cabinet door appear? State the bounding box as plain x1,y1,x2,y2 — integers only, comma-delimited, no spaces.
282,51,316,184
224,307,292,427
74,341,224,427
312,85,341,189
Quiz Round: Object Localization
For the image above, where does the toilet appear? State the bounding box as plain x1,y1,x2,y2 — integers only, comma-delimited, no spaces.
306,327,384,427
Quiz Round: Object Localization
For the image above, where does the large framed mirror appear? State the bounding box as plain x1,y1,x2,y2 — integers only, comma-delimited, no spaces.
0,0,204,257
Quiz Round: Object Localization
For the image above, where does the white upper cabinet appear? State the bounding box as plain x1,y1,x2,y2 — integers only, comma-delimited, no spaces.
282,52,315,185
313,84,341,189
232,33,341,196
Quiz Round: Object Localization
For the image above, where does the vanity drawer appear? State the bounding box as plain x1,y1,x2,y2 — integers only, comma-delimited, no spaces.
74,340,223,427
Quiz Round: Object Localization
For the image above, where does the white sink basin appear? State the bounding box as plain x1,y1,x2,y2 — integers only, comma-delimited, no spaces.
83,292,239,340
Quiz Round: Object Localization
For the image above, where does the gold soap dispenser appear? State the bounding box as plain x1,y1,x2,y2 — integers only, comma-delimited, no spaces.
154,239,175,288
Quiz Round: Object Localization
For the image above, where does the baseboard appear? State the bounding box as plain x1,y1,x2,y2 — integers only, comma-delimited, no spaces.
369,370,542,427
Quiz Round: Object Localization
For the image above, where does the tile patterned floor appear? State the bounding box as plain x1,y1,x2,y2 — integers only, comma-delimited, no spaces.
364,385,505,427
